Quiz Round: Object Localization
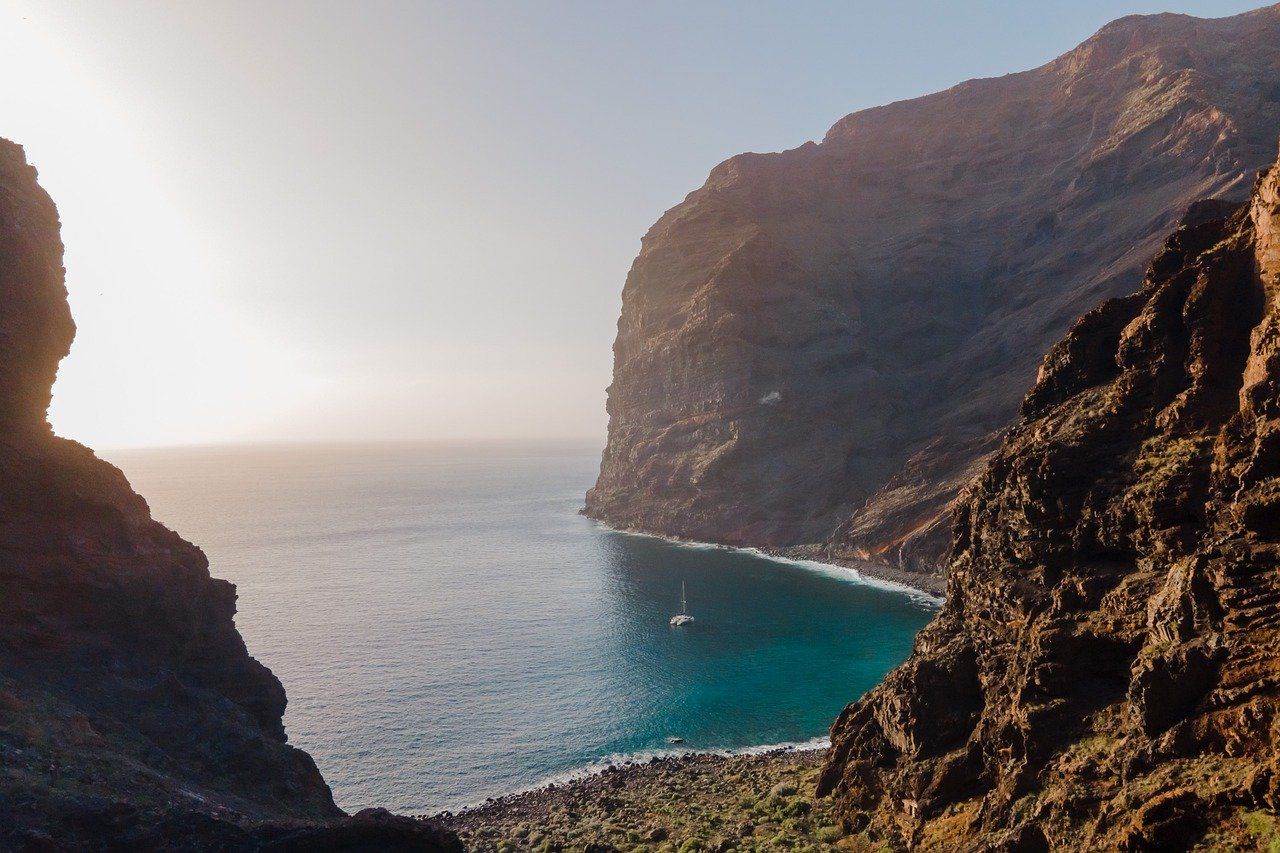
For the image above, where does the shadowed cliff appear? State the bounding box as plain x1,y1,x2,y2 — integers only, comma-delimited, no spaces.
818,144,1280,849
0,141,456,850
588,4,1280,580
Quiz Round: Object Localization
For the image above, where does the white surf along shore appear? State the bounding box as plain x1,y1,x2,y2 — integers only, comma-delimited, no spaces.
592,520,946,606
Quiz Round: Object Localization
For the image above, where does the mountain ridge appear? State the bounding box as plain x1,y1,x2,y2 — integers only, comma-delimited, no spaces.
587,3,1280,582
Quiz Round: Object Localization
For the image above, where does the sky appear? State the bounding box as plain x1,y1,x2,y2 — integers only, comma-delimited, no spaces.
0,0,1263,448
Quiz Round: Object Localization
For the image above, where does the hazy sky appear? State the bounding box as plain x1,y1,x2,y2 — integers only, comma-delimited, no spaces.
0,0,1261,448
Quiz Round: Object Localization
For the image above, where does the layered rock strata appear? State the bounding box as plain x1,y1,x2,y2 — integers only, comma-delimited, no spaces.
818,147,1280,850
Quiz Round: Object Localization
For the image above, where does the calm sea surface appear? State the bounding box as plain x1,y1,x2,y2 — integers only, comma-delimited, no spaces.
106,442,937,813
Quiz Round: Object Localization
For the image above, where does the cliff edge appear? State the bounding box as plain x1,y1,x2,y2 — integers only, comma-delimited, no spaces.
818,146,1280,849
0,141,456,850
587,4,1280,581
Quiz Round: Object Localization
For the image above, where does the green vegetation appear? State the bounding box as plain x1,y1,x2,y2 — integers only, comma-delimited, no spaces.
441,750,879,852
1242,810,1280,853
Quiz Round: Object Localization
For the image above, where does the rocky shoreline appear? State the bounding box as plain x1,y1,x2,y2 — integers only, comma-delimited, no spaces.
437,748,865,852
773,546,946,598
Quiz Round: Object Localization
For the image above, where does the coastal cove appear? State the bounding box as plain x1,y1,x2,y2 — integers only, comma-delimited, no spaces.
8,5,1280,848
109,441,939,813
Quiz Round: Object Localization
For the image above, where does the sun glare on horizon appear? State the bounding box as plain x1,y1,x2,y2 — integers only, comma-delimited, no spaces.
1,0,1263,450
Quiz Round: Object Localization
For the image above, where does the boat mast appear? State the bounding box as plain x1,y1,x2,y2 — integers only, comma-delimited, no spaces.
680,580,687,614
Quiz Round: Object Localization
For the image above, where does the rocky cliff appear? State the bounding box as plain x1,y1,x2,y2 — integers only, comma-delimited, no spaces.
587,5,1280,580
817,145,1280,849
0,142,455,850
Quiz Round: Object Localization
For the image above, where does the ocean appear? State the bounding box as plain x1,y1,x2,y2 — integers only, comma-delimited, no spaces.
106,442,938,814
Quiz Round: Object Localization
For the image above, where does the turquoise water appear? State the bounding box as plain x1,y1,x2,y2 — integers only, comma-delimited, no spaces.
108,442,938,813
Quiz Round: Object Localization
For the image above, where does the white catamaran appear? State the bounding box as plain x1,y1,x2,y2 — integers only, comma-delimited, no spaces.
670,580,694,627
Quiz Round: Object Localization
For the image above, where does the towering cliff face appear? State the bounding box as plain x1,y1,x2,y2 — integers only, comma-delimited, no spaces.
818,148,1280,849
587,5,1280,578
0,142,454,850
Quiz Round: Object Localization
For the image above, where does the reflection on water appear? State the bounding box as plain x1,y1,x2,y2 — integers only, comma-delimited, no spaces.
109,442,937,813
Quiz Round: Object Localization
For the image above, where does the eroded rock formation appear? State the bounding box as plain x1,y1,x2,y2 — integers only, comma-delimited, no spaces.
0,141,455,850
588,5,1280,581
818,147,1280,849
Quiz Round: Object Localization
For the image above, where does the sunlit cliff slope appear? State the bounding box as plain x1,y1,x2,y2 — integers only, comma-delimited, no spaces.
588,5,1280,582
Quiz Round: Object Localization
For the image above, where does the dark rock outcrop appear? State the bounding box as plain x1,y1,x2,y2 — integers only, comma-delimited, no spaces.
0,141,456,850
817,145,1280,849
587,5,1280,581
